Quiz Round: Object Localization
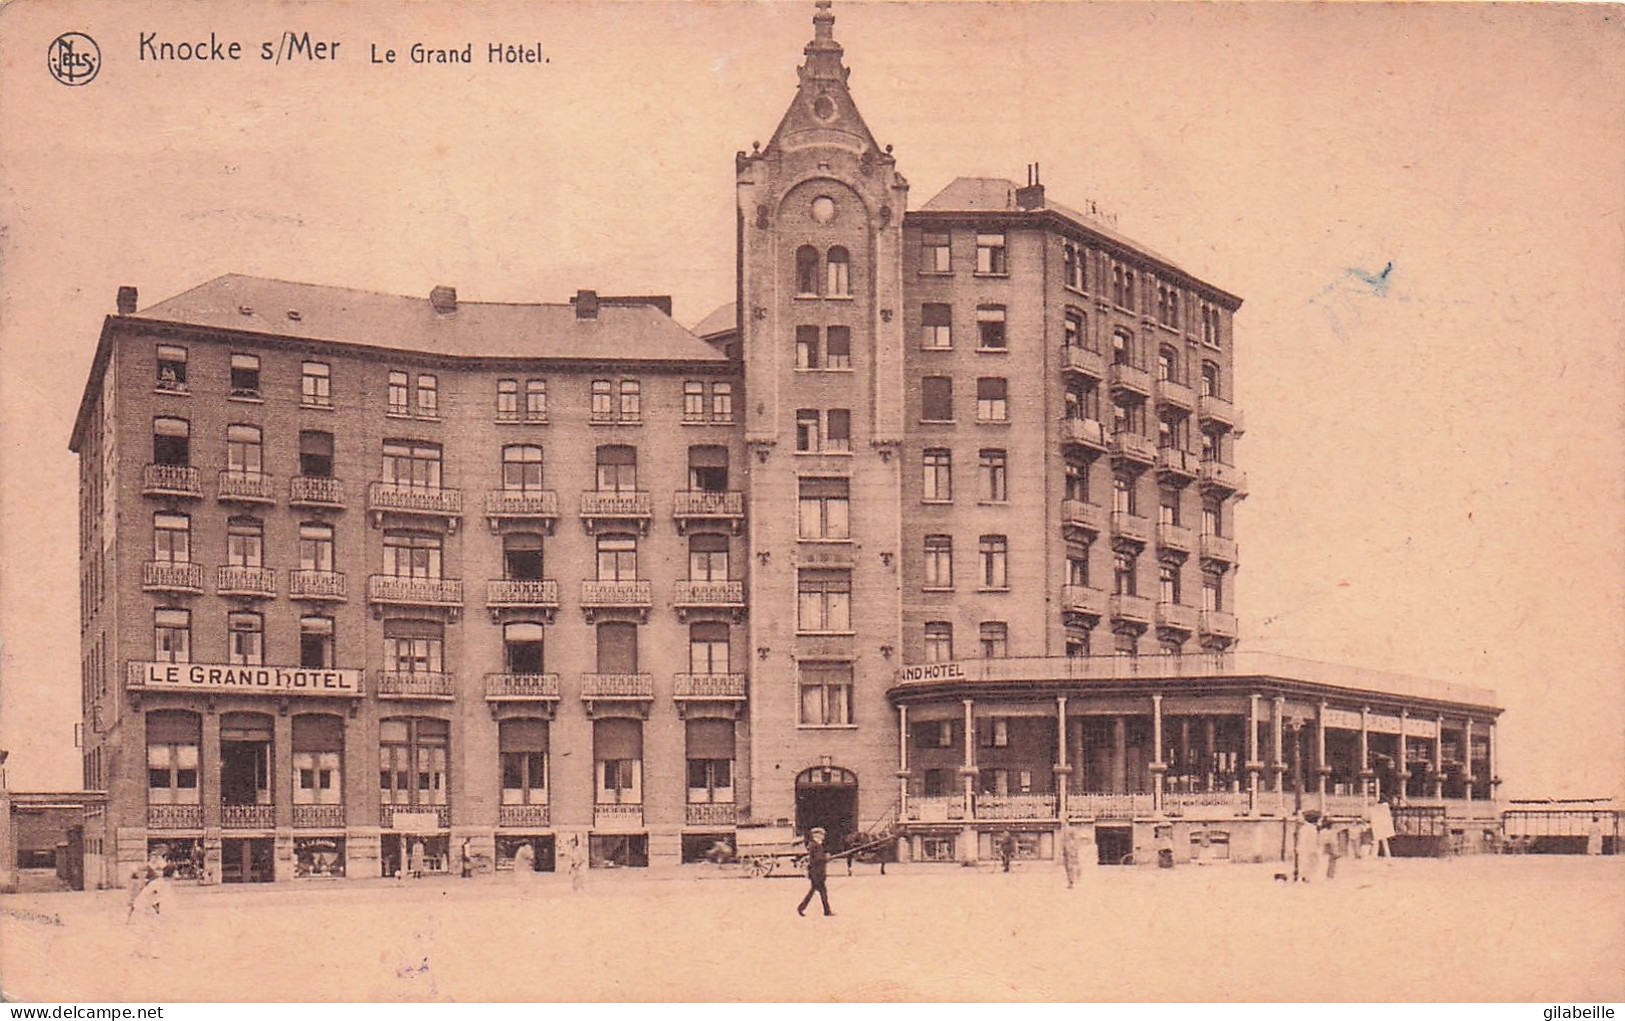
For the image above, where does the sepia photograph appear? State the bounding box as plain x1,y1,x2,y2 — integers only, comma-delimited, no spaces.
0,0,1621,1005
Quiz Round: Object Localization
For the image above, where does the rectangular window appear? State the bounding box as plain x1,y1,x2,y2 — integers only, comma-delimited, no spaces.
298,523,335,572
226,424,263,475
154,608,191,663
979,535,1008,589
921,303,952,349
298,431,334,478
619,381,641,423
388,372,410,415
156,345,188,392
595,445,637,492
1159,562,1181,604
382,441,443,490
922,231,951,273
979,449,1007,502
798,663,853,727
798,478,850,540
525,379,547,422
922,448,952,502
591,380,614,423
685,719,735,804
796,325,821,370
923,622,954,663
230,354,261,398
497,379,519,421
226,517,264,568
1113,474,1136,515
416,374,439,417
976,378,1009,422
795,410,820,453
797,569,852,633
975,232,1007,275
688,623,731,675
923,535,954,589
153,513,191,563
385,631,445,675
1115,551,1138,596
501,445,545,491
228,612,264,666
825,409,851,452
683,381,706,423
711,383,734,423
1202,498,1222,538
1203,570,1223,612
595,534,638,582
1159,488,1181,526
826,327,851,370
921,376,953,422
979,623,1009,659
1067,545,1090,587
383,531,444,580
976,305,1007,351
301,362,331,407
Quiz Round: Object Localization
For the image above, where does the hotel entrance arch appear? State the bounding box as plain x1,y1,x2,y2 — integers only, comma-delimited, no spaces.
794,766,858,850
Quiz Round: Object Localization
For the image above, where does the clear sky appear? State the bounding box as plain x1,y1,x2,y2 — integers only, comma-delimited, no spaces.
2,1,1621,798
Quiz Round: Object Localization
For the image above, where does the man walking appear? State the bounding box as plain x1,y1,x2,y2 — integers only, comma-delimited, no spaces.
796,827,834,916
1060,825,1081,889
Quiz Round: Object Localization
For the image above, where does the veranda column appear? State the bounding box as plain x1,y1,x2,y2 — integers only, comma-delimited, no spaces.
960,699,977,860
1315,700,1329,814
201,710,222,884
1398,708,1411,800
1358,706,1373,801
1054,696,1070,822
1150,694,1166,815
896,703,909,824
1463,718,1474,803
1487,720,1498,802
1433,714,1445,799
1246,693,1261,814
1270,696,1285,799
1111,716,1127,795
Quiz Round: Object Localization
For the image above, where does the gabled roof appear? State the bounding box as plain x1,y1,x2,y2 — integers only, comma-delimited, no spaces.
692,301,738,341
129,274,728,364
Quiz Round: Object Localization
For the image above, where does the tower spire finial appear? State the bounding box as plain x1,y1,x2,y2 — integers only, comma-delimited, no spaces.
814,0,835,43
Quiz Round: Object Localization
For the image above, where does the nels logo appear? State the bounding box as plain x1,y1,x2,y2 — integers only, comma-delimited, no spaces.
48,32,101,86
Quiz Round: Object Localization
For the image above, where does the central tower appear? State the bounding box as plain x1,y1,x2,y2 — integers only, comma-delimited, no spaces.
737,2,909,838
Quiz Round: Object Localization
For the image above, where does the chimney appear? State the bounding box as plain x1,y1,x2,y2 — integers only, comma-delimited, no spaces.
573,289,600,320
429,285,457,315
116,286,138,315
1015,162,1045,210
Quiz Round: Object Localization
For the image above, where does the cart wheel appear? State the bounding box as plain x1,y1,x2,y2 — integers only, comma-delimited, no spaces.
747,857,770,878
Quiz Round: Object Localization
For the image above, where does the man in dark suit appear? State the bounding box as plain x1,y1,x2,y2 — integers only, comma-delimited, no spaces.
796,827,834,916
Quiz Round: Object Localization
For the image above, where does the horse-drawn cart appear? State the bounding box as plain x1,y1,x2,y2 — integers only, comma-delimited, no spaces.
734,824,806,877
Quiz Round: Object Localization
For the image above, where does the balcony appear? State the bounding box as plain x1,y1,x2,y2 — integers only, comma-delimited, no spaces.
1108,362,1153,398
289,476,346,510
1200,533,1238,564
367,482,462,530
581,673,654,700
143,464,201,499
672,490,746,534
579,491,652,535
1199,460,1248,496
143,561,204,594
499,803,551,828
1199,610,1239,640
289,569,347,602
1197,394,1240,431
1111,593,1156,625
1157,522,1195,554
1059,345,1105,380
673,580,746,621
1110,511,1150,545
1156,447,1200,481
147,804,202,830
217,470,276,505
485,672,561,703
221,803,276,829
485,579,560,622
1157,601,1199,633
485,489,560,534
674,672,748,700
376,671,456,700
1060,499,1107,536
594,803,644,831
1060,584,1107,620
580,579,652,623
1058,417,1108,453
293,804,346,829
976,794,1058,821
1156,377,1196,411
1110,432,1157,466
367,575,463,616
1065,793,1152,820
379,804,451,830
1162,791,1249,817
217,565,276,598
905,795,967,823
686,803,738,826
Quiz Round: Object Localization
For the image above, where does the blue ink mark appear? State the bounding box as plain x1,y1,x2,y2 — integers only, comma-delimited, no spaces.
1345,261,1393,296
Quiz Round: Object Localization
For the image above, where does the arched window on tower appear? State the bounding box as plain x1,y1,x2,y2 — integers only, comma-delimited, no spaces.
796,245,820,296
826,246,851,297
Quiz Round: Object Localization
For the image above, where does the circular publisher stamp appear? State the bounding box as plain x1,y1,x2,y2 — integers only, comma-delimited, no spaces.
48,32,101,86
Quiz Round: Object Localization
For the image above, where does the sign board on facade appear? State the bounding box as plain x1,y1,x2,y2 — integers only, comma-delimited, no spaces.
386,812,443,834
1403,716,1439,738
1367,713,1403,734
130,662,362,697
896,662,967,683
1321,708,1363,731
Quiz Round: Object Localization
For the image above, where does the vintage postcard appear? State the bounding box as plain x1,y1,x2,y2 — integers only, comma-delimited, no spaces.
1,0,1621,1005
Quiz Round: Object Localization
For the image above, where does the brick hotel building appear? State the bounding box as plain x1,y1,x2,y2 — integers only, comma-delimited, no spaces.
69,4,1502,884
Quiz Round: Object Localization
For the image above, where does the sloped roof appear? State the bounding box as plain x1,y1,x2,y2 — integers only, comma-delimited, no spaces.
131,274,728,364
692,301,738,340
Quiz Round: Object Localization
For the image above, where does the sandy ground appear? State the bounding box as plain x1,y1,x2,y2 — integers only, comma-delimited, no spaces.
1,854,1621,1002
